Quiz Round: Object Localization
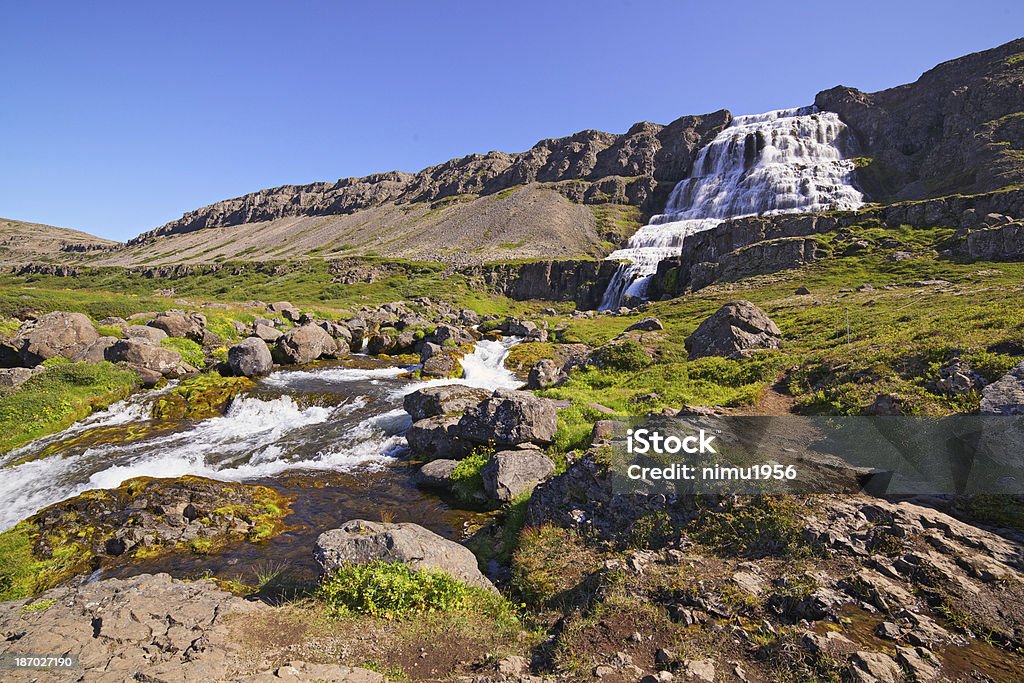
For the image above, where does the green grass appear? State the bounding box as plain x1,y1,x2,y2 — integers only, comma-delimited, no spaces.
0,361,140,455
161,336,205,367
450,446,493,504
0,521,91,601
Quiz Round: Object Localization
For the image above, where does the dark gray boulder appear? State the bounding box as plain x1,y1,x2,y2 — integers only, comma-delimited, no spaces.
14,311,100,366
417,459,459,490
275,324,338,364
403,385,490,421
456,388,558,447
313,520,495,591
626,316,664,332
684,300,781,360
406,416,470,460
481,449,555,502
148,312,206,343
228,337,273,377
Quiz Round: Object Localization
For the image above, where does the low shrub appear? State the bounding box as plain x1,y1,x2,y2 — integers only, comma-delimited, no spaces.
319,561,467,618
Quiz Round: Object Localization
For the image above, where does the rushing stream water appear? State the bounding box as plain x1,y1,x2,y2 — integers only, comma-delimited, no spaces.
0,337,524,534
600,106,865,308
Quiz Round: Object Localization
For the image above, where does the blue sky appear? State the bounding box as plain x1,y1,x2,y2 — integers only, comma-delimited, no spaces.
2,2,1022,241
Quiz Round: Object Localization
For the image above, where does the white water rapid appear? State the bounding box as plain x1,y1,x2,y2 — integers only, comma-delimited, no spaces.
600,106,864,309
0,338,522,531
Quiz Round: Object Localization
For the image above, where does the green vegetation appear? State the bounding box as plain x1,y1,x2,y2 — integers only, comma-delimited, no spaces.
1007,52,1024,66
319,561,467,618
690,496,812,558
0,361,139,456
151,373,255,420
161,336,205,367
449,446,493,505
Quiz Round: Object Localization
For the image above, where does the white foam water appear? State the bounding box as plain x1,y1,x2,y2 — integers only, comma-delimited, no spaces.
0,338,523,531
600,106,864,308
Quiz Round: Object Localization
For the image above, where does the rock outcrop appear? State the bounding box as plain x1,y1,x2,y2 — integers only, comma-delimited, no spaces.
684,301,781,360
481,449,556,503
105,337,183,376
313,520,495,591
228,337,274,377
275,324,339,364
457,389,558,447
980,360,1024,415
13,311,100,366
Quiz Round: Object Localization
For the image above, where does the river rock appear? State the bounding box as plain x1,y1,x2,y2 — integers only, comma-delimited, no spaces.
417,459,459,489
508,319,548,342
14,311,100,366
148,311,206,342
228,337,274,376
980,360,1024,415
527,358,563,389
125,324,168,344
456,388,558,446
313,520,496,591
406,415,470,459
428,323,475,346
421,352,462,378
481,450,556,502
275,324,338,364
366,333,394,355
254,322,283,342
404,385,491,421
684,300,781,360
105,338,183,376
420,342,443,362
72,335,119,363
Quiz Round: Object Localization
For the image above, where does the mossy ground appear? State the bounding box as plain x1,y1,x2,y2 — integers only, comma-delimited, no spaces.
151,373,255,420
0,360,140,456
0,476,291,601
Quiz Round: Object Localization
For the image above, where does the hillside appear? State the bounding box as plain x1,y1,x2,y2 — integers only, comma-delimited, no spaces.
0,217,118,264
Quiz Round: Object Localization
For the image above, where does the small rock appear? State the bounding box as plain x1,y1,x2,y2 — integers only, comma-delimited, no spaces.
626,317,664,332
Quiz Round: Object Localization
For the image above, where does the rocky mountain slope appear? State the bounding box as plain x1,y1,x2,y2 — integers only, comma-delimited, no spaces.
81,38,1020,270
0,217,117,263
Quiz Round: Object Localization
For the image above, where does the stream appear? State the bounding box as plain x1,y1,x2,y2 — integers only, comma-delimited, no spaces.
0,337,523,581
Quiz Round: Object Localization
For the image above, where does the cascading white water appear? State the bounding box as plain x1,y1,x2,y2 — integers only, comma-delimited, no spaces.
0,338,523,531
599,106,864,309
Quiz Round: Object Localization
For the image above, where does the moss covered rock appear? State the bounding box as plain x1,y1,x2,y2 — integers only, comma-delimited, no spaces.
151,373,254,420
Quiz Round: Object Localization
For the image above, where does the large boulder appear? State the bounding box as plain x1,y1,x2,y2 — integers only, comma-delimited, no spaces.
456,388,558,447
406,416,470,459
421,353,462,379
404,385,491,421
105,338,183,376
228,337,274,377
684,300,782,360
275,324,338,364
125,324,167,344
14,311,100,366
72,336,119,363
253,323,283,342
417,459,459,490
507,319,547,342
481,449,555,502
148,312,206,343
980,361,1024,415
313,520,495,592
527,359,563,389
0,366,39,389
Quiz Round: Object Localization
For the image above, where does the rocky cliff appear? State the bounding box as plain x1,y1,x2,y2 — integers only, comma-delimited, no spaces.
817,37,1024,201
131,112,731,244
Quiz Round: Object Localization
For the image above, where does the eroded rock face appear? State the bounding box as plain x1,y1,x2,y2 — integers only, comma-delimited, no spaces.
456,389,558,447
228,337,273,377
481,449,555,502
684,300,781,360
14,311,100,366
314,520,496,592
980,361,1024,415
275,324,339,364
105,337,183,375
0,573,263,681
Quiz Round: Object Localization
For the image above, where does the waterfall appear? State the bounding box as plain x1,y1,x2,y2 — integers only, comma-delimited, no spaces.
599,106,864,309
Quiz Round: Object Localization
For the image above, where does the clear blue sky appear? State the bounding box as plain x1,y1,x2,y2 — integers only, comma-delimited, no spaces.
2,1,1022,241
